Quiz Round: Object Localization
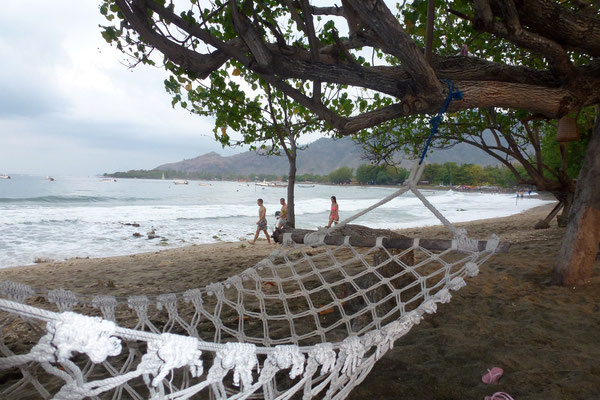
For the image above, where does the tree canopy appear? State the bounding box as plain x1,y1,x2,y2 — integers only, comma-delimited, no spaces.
100,0,600,136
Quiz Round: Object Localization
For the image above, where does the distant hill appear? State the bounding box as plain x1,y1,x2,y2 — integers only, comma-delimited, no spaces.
154,136,500,176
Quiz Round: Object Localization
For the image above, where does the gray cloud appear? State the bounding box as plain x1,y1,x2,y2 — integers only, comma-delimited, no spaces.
0,1,242,176
0,80,65,118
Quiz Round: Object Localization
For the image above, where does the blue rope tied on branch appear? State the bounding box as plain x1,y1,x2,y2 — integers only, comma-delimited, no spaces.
418,80,463,165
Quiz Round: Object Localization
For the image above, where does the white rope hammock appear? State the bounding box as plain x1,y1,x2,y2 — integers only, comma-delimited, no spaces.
0,162,503,400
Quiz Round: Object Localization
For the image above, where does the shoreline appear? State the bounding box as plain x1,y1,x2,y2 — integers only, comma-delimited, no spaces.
6,172,547,195
0,203,559,291
1,196,556,270
1,202,599,399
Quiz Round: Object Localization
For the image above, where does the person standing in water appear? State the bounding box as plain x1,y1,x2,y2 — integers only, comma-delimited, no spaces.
249,198,271,244
277,198,287,229
327,196,339,228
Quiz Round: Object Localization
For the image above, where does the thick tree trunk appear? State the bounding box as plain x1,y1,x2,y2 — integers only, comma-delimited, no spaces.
552,114,600,285
286,155,297,228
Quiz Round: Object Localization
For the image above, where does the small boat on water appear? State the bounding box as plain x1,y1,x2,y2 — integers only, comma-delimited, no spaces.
45,176,55,182
173,179,189,185
198,183,211,186
0,174,11,179
255,179,287,188
100,178,117,182
298,184,315,188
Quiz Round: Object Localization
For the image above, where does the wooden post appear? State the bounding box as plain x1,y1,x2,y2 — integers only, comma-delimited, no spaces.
534,201,563,229
552,112,600,285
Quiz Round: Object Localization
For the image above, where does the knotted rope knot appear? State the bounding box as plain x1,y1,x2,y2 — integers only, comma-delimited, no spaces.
449,276,467,291
182,288,203,308
308,343,336,375
127,296,150,319
362,329,386,359
419,79,463,165
48,289,78,311
435,288,452,304
361,329,384,349
465,261,480,277
225,276,243,289
453,229,479,252
156,293,177,309
403,310,424,326
486,234,501,252
157,293,178,314
240,268,260,282
0,281,35,303
157,293,180,321
255,259,272,271
91,295,118,321
266,345,305,379
205,282,224,297
210,342,258,388
380,320,411,351
420,299,438,314
304,231,326,247
49,312,121,364
140,333,203,387
340,336,365,376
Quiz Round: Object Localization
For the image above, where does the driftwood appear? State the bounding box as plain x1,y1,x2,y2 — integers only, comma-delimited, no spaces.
273,224,510,253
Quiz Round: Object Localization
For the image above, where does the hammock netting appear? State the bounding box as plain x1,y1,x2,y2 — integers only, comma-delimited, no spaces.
0,163,504,400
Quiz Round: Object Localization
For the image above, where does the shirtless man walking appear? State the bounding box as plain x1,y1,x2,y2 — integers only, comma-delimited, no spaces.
249,198,271,244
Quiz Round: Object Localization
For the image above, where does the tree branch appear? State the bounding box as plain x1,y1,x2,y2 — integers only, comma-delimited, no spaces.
115,0,230,79
345,0,442,94
298,0,322,101
311,5,344,16
230,0,272,68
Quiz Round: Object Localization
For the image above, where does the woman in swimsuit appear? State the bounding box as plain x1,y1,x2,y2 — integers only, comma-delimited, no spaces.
327,196,339,228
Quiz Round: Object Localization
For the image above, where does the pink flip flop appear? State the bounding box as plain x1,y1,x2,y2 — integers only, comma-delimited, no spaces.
482,367,504,384
484,392,514,400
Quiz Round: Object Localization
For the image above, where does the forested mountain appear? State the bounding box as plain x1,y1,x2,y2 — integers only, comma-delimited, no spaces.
155,137,499,176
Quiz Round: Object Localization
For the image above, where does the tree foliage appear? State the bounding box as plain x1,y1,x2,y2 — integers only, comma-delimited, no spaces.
355,164,409,185
99,0,600,138
328,167,354,184
357,105,597,200
107,162,524,188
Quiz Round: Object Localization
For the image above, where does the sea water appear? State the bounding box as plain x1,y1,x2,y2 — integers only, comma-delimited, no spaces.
0,175,554,268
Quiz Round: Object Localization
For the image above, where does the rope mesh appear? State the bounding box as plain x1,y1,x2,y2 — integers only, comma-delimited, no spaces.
0,162,501,400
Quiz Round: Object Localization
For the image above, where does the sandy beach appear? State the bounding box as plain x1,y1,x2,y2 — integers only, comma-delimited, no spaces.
1,203,599,399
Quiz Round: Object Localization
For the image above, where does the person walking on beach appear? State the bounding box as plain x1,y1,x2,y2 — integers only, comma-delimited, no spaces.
327,196,339,228
249,198,271,245
277,198,287,229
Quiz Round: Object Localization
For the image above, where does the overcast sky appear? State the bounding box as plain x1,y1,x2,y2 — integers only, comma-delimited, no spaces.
0,1,263,176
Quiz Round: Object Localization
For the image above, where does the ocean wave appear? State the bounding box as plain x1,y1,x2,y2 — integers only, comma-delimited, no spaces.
0,195,153,204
